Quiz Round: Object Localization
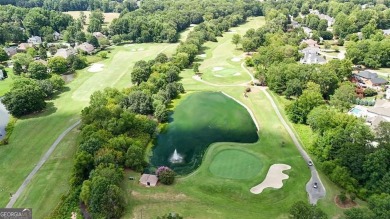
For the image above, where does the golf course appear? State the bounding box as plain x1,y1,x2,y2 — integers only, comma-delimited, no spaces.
0,15,346,218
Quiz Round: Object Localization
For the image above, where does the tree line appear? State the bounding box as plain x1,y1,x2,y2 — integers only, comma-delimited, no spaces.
0,0,137,12
49,1,262,217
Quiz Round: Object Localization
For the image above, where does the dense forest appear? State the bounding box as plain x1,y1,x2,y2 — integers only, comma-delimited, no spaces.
0,0,137,12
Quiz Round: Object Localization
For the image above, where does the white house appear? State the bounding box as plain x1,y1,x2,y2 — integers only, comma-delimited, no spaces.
27,36,42,45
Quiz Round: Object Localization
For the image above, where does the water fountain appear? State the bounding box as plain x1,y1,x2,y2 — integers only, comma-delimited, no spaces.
169,149,183,163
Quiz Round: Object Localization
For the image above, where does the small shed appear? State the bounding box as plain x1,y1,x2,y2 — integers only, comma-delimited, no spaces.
139,174,158,187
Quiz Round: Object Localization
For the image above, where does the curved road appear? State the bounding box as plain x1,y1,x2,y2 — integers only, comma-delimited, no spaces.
195,62,326,204
6,120,81,208
261,89,326,204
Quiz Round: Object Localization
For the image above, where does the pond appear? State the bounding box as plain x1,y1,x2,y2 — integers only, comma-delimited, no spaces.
0,100,10,141
149,91,259,175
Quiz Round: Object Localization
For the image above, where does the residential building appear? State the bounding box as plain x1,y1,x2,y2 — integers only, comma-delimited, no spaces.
54,48,76,59
303,27,313,37
93,32,106,39
27,36,42,45
75,42,95,54
17,43,32,52
3,47,17,57
354,71,388,88
309,9,335,27
53,31,61,41
300,47,326,64
301,39,319,48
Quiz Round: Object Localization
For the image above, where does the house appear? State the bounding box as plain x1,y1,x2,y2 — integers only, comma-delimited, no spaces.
303,27,313,37
54,48,76,59
53,31,61,41
27,36,42,45
3,47,17,57
92,32,106,39
17,43,32,52
139,174,158,187
301,39,319,48
309,9,335,27
383,29,390,36
354,71,388,87
75,42,95,54
367,100,390,120
300,47,326,64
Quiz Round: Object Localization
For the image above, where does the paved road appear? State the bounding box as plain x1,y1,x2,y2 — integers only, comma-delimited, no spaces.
6,120,81,208
261,88,326,204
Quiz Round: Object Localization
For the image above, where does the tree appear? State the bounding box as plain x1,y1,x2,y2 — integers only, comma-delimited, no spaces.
87,35,100,48
157,213,183,219
232,34,241,48
345,208,375,219
156,166,175,185
12,62,23,75
0,48,8,62
28,62,49,80
87,10,104,33
123,91,153,115
125,144,146,172
131,60,151,85
2,78,46,117
111,35,122,44
193,63,200,74
172,53,189,69
98,51,108,59
98,38,110,48
39,46,47,60
154,103,168,122
330,82,356,112
284,79,302,99
289,201,327,219
48,56,68,74
241,38,256,53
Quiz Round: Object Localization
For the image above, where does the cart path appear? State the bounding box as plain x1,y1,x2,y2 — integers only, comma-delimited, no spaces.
6,120,81,208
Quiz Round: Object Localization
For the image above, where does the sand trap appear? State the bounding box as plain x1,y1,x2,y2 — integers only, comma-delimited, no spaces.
250,164,291,194
137,48,145,51
233,72,241,76
231,57,242,62
88,64,104,73
212,67,224,71
190,24,197,27
198,54,206,58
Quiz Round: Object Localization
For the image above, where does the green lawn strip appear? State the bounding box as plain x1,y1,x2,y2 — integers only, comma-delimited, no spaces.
0,43,179,208
13,128,79,218
0,68,17,96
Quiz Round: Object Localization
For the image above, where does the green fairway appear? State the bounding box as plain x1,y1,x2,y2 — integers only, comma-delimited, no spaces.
199,17,265,85
150,91,258,175
209,149,262,179
0,40,186,211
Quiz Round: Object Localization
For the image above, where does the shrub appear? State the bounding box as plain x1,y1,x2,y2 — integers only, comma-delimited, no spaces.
339,191,347,204
99,51,108,59
156,166,175,185
363,88,377,97
245,87,251,92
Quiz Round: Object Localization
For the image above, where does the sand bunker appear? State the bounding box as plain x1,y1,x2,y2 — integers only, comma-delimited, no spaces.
250,164,291,194
198,54,206,58
231,57,242,62
190,24,198,27
212,67,224,71
233,72,241,76
88,64,104,73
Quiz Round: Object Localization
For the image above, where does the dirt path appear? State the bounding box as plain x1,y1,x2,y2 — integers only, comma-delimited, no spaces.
6,120,81,208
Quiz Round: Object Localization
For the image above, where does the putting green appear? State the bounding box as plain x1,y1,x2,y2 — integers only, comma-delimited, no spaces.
209,149,262,179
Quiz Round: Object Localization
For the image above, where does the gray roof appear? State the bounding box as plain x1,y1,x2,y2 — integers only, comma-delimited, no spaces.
355,71,378,79
368,116,388,128
300,50,326,64
54,48,76,59
370,77,388,85
4,47,17,56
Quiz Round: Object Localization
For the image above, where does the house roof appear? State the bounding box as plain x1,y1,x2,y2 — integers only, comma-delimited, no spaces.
367,107,390,118
54,48,75,59
139,174,158,186
28,36,42,43
369,116,388,128
303,27,312,34
53,31,61,36
17,43,31,51
383,29,390,35
93,32,106,39
301,47,320,53
301,39,319,47
370,77,388,85
4,47,17,56
300,50,326,64
75,42,95,53
355,70,378,79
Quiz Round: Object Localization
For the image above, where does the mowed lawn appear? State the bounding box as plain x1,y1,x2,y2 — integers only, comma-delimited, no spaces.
199,17,265,85
0,69,17,96
0,42,182,213
123,87,312,218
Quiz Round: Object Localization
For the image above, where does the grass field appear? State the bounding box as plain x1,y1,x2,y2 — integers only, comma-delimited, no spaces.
199,17,265,85
0,39,188,214
122,16,346,218
0,69,16,96
209,149,263,179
